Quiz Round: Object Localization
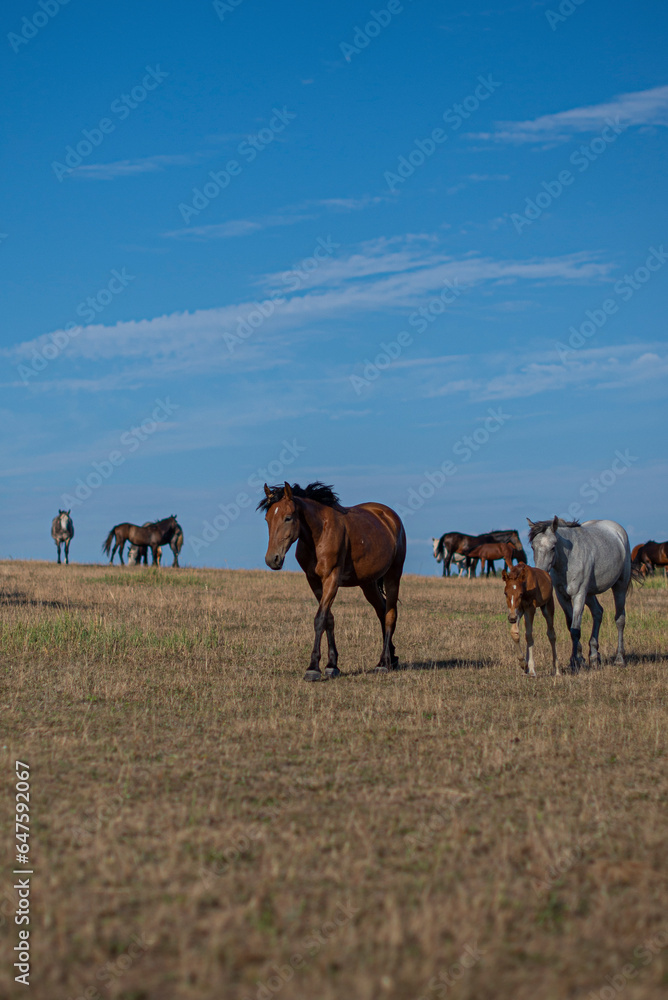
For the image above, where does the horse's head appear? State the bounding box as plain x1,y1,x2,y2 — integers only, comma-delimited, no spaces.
262,483,300,570
432,537,442,562
528,516,559,573
59,510,71,530
502,563,529,624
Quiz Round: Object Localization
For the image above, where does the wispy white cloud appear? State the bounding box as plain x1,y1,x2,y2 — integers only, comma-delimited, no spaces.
472,84,668,144
162,213,315,240
4,237,614,388
71,154,199,180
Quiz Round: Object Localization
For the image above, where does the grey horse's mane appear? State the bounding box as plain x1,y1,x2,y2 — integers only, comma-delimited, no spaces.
528,518,581,544
257,482,341,513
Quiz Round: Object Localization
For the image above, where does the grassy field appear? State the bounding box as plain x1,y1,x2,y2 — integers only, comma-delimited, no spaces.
1,559,667,1000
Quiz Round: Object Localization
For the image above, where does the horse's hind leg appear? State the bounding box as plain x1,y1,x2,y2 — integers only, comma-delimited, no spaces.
361,581,390,671
611,580,627,667
379,568,402,671
584,595,604,668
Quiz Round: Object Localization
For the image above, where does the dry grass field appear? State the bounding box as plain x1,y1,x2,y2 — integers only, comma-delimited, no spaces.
1,559,667,1000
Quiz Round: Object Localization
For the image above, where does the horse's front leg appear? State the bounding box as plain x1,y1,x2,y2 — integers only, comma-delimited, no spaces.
567,591,587,673
305,571,340,681
524,607,536,677
64,539,70,565
306,575,340,678
56,541,62,565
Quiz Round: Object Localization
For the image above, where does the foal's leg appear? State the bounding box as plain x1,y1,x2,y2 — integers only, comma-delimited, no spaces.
584,595,604,668
306,571,341,681
611,579,628,667
541,597,560,676
524,607,537,677
307,575,339,678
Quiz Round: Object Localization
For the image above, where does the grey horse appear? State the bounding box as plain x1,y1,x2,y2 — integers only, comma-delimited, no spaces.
51,510,74,564
528,517,634,673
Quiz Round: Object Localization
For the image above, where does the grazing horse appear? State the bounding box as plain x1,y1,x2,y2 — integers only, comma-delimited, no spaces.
259,482,406,680
103,516,178,566
128,521,184,567
51,510,74,564
632,540,668,581
529,517,636,673
467,541,515,577
502,564,559,676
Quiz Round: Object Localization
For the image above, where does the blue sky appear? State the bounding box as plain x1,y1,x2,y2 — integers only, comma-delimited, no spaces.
1,0,666,574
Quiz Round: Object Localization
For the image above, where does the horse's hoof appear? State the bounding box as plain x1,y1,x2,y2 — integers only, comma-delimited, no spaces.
325,666,341,679
614,657,627,668
374,665,389,674
304,669,325,682
391,657,399,669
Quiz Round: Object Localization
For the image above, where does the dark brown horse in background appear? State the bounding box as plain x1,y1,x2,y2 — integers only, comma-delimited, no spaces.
103,516,178,565
632,540,668,580
129,521,184,567
259,482,406,680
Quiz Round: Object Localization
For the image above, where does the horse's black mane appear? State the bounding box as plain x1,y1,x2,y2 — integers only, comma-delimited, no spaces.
256,481,341,513
528,518,581,543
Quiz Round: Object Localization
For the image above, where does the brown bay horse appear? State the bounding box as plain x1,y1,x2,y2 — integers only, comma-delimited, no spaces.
259,482,406,681
468,541,515,577
433,529,526,576
103,516,178,566
502,564,559,676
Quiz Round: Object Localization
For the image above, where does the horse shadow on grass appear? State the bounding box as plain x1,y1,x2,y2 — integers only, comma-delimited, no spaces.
0,591,78,610
346,658,491,676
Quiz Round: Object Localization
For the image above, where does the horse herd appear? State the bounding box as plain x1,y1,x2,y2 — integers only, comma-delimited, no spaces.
51,511,183,567
49,483,660,681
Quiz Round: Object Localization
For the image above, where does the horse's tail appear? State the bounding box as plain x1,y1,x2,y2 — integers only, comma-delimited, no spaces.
102,527,116,555
629,560,645,589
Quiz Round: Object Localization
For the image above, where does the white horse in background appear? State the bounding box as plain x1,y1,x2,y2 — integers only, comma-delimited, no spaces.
51,510,74,564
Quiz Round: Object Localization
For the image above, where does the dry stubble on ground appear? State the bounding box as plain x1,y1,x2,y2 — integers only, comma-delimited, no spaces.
0,559,667,1000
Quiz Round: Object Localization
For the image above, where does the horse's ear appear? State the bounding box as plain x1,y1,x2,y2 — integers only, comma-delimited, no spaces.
66,509,71,515
501,569,508,581
526,517,534,526
283,482,293,499
264,483,271,498
552,515,560,532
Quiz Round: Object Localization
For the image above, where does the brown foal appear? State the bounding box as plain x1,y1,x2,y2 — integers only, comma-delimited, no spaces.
259,482,406,681
502,563,559,676
468,541,515,577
